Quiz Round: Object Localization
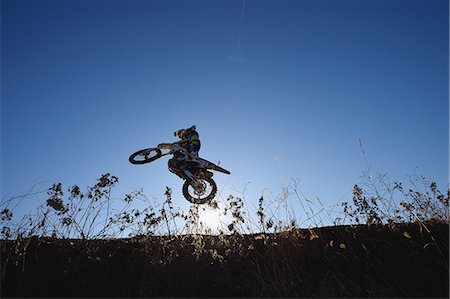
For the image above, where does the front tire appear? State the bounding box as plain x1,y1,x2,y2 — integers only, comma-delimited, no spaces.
182,177,217,204
129,148,162,164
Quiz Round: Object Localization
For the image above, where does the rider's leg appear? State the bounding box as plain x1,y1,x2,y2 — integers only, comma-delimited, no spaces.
187,143,200,162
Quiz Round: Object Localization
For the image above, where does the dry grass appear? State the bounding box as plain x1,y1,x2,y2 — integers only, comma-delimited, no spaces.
1,172,448,297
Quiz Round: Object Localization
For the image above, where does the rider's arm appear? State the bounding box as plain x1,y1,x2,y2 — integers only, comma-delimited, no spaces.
157,140,187,149
174,139,188,145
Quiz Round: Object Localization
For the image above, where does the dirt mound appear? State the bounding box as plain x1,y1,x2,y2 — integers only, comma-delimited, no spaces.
1,222,448,298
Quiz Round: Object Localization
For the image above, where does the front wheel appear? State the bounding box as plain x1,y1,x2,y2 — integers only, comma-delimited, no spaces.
129,148,162,164
182,177,217,204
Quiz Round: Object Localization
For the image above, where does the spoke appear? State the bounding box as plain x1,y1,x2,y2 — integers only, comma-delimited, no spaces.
138,149,156,162
188,179,212,201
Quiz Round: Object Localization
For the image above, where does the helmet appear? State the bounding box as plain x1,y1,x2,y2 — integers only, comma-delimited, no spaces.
174,125,196,139
174,129,186,139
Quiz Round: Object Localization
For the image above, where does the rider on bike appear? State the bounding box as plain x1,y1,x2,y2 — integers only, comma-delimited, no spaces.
168,125,201,178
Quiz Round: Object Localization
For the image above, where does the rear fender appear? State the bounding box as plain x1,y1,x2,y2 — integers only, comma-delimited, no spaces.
199,158,231,175
211,165,231,175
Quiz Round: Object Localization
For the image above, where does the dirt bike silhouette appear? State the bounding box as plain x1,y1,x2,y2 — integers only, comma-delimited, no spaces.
129,141,230,204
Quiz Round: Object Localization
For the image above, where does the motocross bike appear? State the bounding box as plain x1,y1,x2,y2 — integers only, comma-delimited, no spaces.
129,141,230,204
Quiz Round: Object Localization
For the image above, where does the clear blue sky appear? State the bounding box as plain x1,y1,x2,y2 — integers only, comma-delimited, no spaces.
1,0,449,227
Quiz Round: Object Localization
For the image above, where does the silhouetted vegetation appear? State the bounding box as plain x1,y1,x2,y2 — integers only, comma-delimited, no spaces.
1,173,448,297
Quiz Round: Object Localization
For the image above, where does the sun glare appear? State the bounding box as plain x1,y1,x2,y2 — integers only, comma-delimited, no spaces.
198,205,223,233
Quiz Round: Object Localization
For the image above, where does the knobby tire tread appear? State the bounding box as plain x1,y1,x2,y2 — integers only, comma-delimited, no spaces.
182,177,217,204
129,148,162,164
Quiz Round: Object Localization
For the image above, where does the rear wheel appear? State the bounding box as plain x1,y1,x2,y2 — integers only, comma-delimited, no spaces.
182,177,217,204
129,148,162,164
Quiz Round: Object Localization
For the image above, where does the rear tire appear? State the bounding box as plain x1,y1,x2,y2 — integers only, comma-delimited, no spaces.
182,177,217,204
129,148,162,164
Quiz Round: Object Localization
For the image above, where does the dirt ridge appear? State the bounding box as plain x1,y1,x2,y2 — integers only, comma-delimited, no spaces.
1,221,448,298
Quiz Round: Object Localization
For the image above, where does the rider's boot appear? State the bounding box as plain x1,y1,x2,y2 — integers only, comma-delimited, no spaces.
168,167,183,179
168,159,185,179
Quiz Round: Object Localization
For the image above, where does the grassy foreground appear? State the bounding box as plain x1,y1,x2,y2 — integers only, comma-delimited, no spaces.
1,221,448,298
1,173,449,297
